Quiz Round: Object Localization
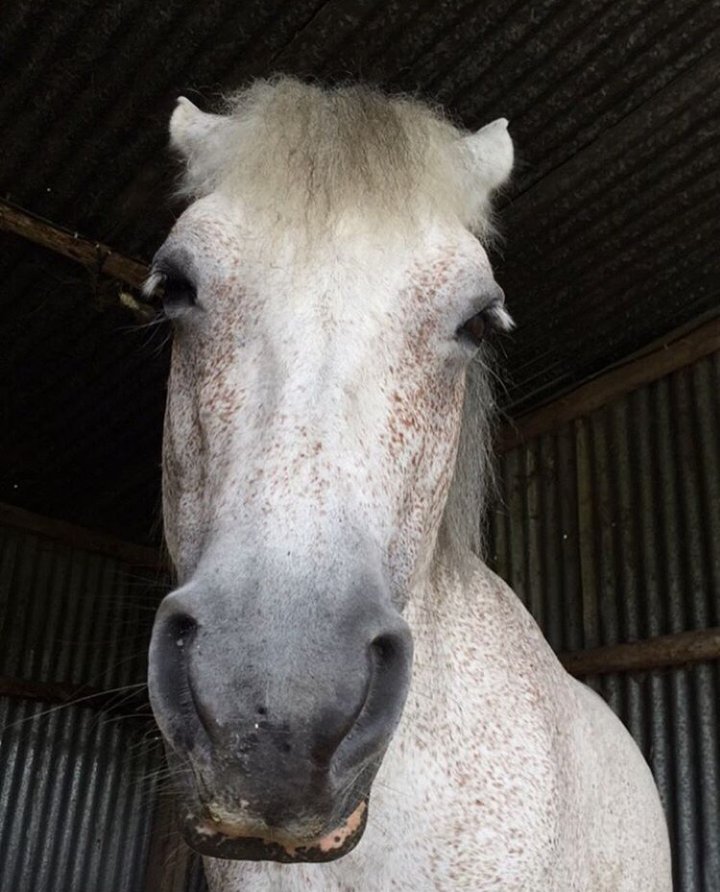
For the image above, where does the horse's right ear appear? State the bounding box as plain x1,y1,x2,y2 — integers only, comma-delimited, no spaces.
169,97,229,162
462,118,514,197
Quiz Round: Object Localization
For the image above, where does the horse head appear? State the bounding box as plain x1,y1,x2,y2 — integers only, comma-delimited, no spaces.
146,79,513,862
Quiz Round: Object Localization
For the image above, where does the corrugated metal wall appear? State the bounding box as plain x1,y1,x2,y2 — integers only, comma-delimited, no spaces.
488,351,720,892
0,525,204,891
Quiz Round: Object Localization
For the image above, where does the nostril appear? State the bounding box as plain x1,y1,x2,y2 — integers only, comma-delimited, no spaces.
166,612,198,646
331,625,413,774
149,606,206,751
370,631,411,681
370,634,398,666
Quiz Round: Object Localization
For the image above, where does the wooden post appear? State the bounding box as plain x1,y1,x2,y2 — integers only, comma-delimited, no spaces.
143,797,200,892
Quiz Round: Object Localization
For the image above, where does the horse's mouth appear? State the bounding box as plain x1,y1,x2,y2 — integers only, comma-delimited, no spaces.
182,799,368,862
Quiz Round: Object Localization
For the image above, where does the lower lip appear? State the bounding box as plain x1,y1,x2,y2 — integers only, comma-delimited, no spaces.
189,800,368,863
290,800,367,856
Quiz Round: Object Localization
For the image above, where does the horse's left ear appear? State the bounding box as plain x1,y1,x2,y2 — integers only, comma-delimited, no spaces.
169,97,239,196
462,119,514,195
169,97,230,161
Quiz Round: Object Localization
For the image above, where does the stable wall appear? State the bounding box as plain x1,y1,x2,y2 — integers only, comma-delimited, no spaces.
489,350,720,892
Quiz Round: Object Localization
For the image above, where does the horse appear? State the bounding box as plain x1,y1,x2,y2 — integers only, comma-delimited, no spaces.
145,78,671,890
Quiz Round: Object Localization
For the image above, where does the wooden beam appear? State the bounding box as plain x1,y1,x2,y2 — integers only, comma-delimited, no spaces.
499,314,720,451
0,200,149,290
0,501,162,568
559,627,720,677
0,675,150,717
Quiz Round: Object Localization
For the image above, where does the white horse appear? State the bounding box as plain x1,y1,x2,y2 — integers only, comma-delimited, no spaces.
146,78,671,891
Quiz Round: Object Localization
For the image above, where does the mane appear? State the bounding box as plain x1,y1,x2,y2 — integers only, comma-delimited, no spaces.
175,77,502,567
437,352,498,566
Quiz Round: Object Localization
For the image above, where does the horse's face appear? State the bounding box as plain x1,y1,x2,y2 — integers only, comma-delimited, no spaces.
148,87,512,862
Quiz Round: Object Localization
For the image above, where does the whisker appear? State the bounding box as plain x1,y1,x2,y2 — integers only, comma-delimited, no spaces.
1,682,148,732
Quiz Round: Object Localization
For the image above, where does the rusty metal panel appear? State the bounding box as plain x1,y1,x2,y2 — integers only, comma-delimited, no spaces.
0,525,173,892
488,352,720,891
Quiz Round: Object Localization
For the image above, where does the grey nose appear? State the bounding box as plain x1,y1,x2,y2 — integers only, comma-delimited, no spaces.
148,586,413,807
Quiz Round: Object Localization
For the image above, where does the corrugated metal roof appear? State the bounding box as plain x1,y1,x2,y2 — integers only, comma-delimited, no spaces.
488,351,720,891
0,0,718,541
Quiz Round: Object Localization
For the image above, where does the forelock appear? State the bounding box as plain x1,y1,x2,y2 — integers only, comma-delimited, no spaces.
175,77,496,240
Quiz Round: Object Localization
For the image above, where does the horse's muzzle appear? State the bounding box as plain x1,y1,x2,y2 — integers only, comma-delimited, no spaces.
147,576,413,861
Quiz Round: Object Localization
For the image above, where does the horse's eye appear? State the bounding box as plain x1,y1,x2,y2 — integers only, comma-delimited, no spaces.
162,273,197,310
457,300,514,347
457,310,492,346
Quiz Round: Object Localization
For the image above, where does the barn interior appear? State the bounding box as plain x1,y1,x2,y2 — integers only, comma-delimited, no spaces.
0,2,718,890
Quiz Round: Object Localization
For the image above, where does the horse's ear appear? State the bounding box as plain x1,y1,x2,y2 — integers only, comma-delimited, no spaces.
462,118,514,195
169,97,229,162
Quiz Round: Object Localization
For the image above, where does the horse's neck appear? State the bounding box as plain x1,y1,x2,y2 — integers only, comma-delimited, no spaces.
408,553,557,696
397,552,567,765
